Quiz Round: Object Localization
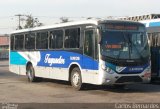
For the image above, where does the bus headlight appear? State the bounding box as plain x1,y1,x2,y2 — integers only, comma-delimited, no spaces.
107,67,115,74
106,67,112,73
101,64,114,74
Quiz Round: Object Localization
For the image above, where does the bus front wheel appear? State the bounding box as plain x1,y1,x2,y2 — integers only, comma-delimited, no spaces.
71,67,83,90
113,84,126,89
26,65,38,82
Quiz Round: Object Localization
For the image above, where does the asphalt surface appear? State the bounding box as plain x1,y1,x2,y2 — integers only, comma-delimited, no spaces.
0,60,160,108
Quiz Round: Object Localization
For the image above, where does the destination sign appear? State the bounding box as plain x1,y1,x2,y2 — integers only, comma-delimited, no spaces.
106,44,122,49
106,24,138,30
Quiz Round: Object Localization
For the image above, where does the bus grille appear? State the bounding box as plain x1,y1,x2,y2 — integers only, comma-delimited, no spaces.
117,72,141,74
115,76,142,83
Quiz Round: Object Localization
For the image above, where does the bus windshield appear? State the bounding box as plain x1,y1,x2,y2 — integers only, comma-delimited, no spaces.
100,30,150,60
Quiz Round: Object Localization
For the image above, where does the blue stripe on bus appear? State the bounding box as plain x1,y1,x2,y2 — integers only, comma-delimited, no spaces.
149,22,160,27
37,51,98,70
10,51,99,70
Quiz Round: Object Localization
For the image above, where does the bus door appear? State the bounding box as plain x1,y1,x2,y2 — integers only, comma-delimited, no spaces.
83,29,97,70
151,47,160,77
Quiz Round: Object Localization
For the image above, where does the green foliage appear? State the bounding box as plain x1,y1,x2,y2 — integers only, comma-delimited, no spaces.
23,15,43,29
24,15,34,28
60,17,69,23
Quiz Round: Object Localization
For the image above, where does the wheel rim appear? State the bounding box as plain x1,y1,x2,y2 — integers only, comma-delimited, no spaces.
72,72,80,86
27,69,33,80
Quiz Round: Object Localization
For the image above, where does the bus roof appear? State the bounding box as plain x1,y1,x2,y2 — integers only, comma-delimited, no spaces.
11,19,144,34
139,19,160,27
99,20,142,24
11,20,98,34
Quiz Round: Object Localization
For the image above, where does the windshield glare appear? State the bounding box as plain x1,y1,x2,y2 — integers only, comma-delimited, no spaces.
101,31,150,60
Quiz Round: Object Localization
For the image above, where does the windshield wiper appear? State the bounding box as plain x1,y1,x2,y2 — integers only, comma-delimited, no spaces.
128,36,145,61
117,32,145,61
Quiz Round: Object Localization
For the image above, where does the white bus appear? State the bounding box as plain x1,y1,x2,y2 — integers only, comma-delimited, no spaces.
140,19,160,80
9,19,151,90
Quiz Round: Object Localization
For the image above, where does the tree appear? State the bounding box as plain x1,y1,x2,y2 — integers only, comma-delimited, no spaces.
60,17,69,23
24,15,43,29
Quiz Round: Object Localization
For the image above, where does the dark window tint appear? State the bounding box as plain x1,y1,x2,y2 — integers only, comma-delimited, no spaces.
10,35,14,50
50,30,63,49
84,30,94,57
64,28,80,48
15,34,24,50
36,32,48,49
25,33,35,49
95,33,98,60
148,33,160,47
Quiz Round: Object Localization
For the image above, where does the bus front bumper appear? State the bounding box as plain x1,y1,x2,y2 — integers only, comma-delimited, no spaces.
101,71,151,85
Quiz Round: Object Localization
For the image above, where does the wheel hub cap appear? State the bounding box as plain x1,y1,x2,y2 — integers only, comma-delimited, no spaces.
73,73,80,86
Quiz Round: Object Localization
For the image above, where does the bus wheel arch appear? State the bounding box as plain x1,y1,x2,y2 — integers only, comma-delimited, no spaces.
69,64,80,81
26,62,32,73
26,62,38,82
69,64,84,90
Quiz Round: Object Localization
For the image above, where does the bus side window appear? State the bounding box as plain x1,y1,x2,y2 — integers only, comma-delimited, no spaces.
148,33,152,46
15,34,24,50
84,30,94,58
36,32,48,49
158,33,160,46
155,34,158,47
95,31,98,60
150,34,154,47
49,30,63,49
10,35,15,50
151,33,155,47
153,33,158,47
25,33,35,49
64,28,80,48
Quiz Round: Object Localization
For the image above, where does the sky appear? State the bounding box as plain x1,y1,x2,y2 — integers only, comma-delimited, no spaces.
0,0,160,34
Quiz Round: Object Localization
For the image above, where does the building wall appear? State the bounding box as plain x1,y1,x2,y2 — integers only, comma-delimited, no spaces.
0,36,9,45
0,35,9,59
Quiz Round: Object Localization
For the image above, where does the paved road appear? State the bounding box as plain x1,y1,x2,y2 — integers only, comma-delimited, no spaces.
0,60,160,104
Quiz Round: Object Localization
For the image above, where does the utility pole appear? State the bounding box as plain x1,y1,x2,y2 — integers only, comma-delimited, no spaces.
15,14,25,29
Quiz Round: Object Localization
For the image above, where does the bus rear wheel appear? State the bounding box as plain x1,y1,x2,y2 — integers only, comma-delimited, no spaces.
26,65,38,82
71,67,83,90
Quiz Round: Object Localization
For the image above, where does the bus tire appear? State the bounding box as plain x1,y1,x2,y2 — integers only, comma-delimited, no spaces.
113,84,126,89
26,65,38,82
71,67,83,90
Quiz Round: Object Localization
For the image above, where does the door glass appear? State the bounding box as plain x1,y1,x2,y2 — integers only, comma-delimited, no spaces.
84,30,94,58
